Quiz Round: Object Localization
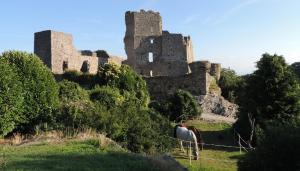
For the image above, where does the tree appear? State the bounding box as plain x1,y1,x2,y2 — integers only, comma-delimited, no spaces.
238,121,300,171
234,53,300,143
291,62,300,80
1,51,59,132
218,68,243,102
165,90,201,122
0,59,23,136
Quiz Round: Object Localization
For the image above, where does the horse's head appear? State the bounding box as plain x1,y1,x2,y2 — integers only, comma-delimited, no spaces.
187,126,203,144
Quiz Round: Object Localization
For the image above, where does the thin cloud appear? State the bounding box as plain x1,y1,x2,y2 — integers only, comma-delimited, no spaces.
183,14,201,24
212,0,261,25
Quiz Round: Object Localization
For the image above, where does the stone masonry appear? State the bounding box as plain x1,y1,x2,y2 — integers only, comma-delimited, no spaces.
123,10,221,97
34,30,123,75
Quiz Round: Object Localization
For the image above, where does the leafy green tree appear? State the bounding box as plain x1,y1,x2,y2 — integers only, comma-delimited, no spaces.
218,68,243,102
0,59,23,136
234,53,300,142
238,121,300,171
1,51,59,132
165,90,201,121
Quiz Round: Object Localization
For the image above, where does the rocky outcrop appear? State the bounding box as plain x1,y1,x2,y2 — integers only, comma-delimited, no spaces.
197,93,238,117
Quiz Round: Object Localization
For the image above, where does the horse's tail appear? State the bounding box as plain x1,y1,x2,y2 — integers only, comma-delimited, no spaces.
174,124,181,138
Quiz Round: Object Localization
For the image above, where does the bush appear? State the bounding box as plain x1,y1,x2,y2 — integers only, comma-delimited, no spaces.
0,59,23,136
63,70,95,86
96,64,149,107
56,80,96,128
238,121,300,171
218,68,243,102
90,86,124,108
164,90,201,122
1,51,59,132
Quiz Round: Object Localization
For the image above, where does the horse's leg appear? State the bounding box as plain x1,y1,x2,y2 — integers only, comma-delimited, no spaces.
193,143,199,160
180,140,186,153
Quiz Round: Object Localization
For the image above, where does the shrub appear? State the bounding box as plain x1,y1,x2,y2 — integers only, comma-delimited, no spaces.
56,80,96,128
90,86,124,108
238,121,300,171
0,59,23,136
96,64,149,107
1,51,59,132
218,68,243,102
165,90,201,122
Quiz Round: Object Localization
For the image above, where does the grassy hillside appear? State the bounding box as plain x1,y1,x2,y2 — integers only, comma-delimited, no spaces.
172,120,244,171
0,137,187,171
0,139,156,171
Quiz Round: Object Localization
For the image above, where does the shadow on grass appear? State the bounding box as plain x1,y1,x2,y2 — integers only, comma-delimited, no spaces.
2,151,154,171
200,128,241,152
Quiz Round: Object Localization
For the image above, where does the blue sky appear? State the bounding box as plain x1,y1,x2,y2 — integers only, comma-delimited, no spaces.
0,0,299,74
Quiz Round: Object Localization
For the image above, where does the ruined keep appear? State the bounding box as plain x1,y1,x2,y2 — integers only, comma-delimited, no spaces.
123,10,221,98
34,30,123,75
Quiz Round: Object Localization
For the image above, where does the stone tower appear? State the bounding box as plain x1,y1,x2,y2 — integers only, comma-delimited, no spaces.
124,10,162,73
123,10,194,77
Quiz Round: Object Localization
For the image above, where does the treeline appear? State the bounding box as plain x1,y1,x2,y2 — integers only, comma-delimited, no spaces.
0,51,175,153
219,53,300,171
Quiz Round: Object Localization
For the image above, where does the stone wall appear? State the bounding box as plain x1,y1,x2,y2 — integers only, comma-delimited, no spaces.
210,63,221,80
145,61,212,99
34,30,123,74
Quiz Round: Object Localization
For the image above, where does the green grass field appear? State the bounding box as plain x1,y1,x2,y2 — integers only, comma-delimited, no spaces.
171,120,244,171
0,139,158,171
0,120,244,171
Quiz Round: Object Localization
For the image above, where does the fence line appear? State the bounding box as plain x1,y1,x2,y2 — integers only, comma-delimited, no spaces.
165,135,253,150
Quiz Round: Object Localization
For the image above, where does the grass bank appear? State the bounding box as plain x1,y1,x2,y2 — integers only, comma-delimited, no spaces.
0,138,185,171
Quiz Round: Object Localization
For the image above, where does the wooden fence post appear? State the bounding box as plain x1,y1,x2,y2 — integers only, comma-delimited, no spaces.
238,134,241,154
189,141,192,166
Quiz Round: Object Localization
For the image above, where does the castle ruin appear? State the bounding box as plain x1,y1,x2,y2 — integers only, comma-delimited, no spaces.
34,10,221,99
123,10,221,98
34,30,123,75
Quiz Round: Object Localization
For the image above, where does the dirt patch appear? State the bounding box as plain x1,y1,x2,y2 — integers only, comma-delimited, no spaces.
201,113,236,124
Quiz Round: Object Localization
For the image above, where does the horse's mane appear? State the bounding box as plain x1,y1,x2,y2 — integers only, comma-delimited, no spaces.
187,126,203,143
174,124,182,138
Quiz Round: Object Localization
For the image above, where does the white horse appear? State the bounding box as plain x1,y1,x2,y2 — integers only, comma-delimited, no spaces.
174,125,199,160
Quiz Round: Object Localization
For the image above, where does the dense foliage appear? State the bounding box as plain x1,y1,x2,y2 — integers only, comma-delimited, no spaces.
56,80,97,129
0,59,23,136
61,64,172,153
0,51,172,153
0,51,59,133
238,121,300,171
218,68,243,102
291,62,300,80
150,90,201,122
96,64,149,107
234,53,300,143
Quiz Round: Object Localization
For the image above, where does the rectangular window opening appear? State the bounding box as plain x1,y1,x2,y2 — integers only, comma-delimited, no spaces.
150,38,154,44
148,52,153,63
